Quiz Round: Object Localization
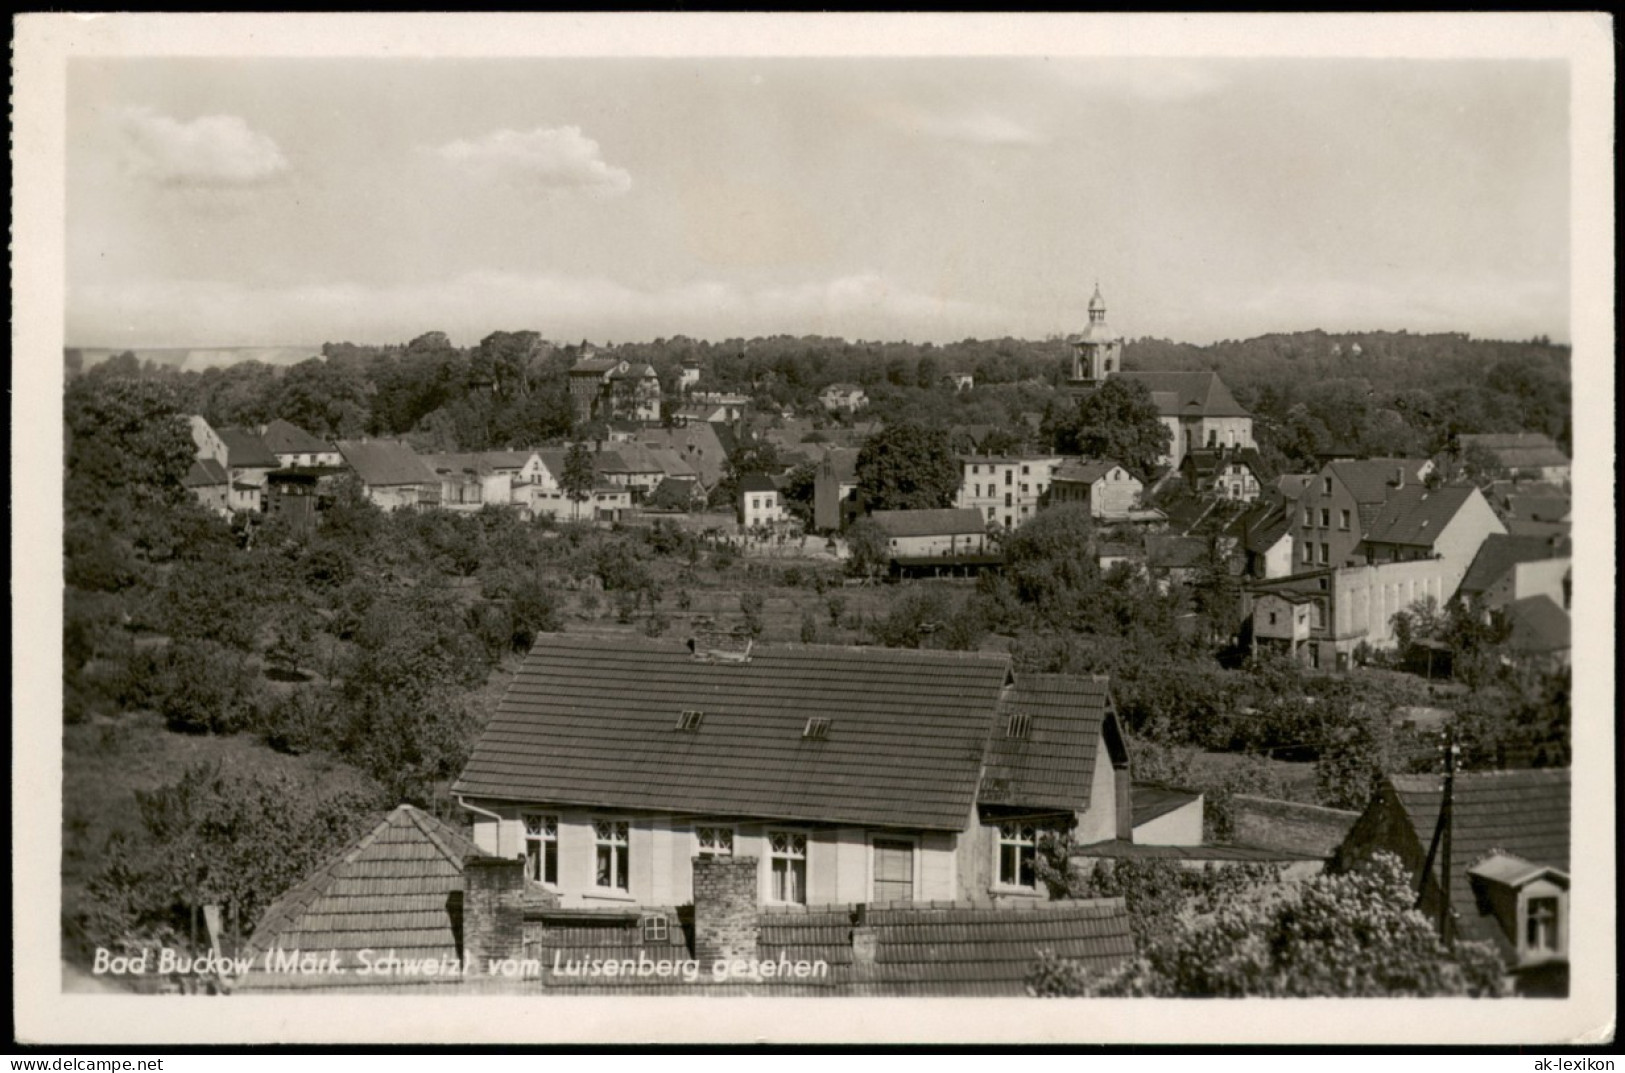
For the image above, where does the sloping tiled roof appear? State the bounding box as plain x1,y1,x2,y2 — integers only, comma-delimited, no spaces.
644,447,698,481
218,427,280,469
1360,484,1480,548
1145,534,1208,570
1237,502,1293,554
182,458,229,487
536,899,1135,996
640,424,728,488
1459,433,1569,470
241,806,489,985
1131,782,1201,829
482,450,538,470
420,452,496,478
1276,474,1313,502
1072,839,1321,863
571,356,620,375
1459,534,1571,597
739,473,779,494
981,675,1116,813
1504,595,1570,654
1388,768,1570,953
258,418,333,456
1326,458,1430,504
336,439,436,487
870,508,987,539
1116,371,1249,418
453,636,1016,831
1506,495,1571,524
1052,458,1124,485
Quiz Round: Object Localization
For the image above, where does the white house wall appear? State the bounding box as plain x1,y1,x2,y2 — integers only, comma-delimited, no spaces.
1132,798,1205,847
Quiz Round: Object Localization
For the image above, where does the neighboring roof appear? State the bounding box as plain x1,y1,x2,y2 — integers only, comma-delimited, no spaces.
1145,534,1208,571
820,448,860,484
1360,484,1481,548
1467,852,1567,889
1238,503,1293,554
1326,458,1431,504
1276,474,1313,502
336,439,436,487
536,899,1134,997
1131,782,1202,829
870,508,987,539
1459,433,1570,470
611,443,668,475
420,452,496,478
1504,519,1571,540
218,427,280,469
981,674,1117,813
182,458,229,488
739,473,779,494
1072,840,1322,863
1506,495,1571,524
1504,595,1571,654
571,356,621,375
1115,371,1249,419
482,450,539,471
1053,458,1126,485
591,449,630,475
453,636,1017,831
258,418,333,456
1387,768,1570,954
1459,534,1572,597
609,362,657,380
1181,448,1263,482
644,446,699,482
240,805,518,990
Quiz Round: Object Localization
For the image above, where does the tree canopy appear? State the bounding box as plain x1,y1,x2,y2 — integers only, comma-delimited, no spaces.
1044,377,1171,478
854,422,960,511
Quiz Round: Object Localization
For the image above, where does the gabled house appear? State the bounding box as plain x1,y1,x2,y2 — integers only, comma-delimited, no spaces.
1048,459,1142,520
1179,447,1264,503
258,418,342,468
870,508,989,560
1114,371,1254,469
420,453,514,511
451,637,1135,911
1229,501,1294,579
181,458,231,516
607,362,662,423
738,474,786,529
188,415,229,470
1250,589,1316,660
1457,533,1572,607
1458,433,1570,484
818,383,868,414
640,423,729,490
1291,458,1433,571
218,427,281,513
1502,595,1571,667
335,439,438,512
1358,484,1506,574
1502,494,1572,541
1332,769,1570,996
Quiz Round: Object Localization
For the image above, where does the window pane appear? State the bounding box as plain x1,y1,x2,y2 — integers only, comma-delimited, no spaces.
596,845,612,887
615,846,629,890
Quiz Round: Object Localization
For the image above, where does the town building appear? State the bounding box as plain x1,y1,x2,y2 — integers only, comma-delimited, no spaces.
818,383,868,414
812,449,861,532
1064,284,1123,392
181,459,231,516
1357,484,1506,568
1457,533,1571,607
1115,372,1255,470
187,415,229,470
1333,769,1570,996
1458,433,1571,484
738,474,786,529
421,453,516,512
1502,596,1571,667
1048,459,1143,520
569,356,662,423
451,637,1137,911
1179,447,1264,502
1291,458,1434,571
870,508,989,559
258,418,342,468
218,427,281,513
335,439,438,512
955,455,1062,529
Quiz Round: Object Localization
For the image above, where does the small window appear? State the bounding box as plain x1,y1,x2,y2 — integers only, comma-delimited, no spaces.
1005,471,1013,486
1320,508,1330,529
998,823,1038,889
1268,612,1278,625
1322,477,1332,495
1303,544,1315,564
593,820,630,891
1525,896,1560,953
768,831,808,904
695,826,734,858
641,913,669,944
1302,507,1311,527
675,709,704,731
1021,465,1030,476
523,813,559,886
1340,509,1351,530
1319,543,1330,564
1007,713,1032,739
803,717,832,740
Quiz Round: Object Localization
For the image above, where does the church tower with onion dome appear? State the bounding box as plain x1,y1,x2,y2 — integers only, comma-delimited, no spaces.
1066,283,1123,396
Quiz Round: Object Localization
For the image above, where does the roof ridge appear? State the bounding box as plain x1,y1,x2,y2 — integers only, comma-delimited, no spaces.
403,805,479,869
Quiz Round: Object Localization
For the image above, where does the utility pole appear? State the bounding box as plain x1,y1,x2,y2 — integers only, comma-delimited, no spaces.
1439,730,1458,947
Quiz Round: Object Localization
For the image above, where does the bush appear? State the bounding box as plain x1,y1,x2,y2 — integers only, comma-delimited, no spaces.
126,639,263,735
259,688,337,756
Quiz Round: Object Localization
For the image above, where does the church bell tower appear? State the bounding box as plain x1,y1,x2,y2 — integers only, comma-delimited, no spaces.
1066,283,1123,395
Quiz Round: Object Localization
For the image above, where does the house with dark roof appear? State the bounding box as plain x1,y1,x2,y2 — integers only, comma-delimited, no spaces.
218,427,281,513
335,439,438,512
1178,447,1264,503
258,418,341,468
1290,457,1434,571
640,422,729,490
818,383,868,414
1459,533,1571,616
1048,459,1143,520
1358,484,1505,568
1228,500,1295,579
1332,768,1570,995
451,636,1135,911
1502,595,1571,667
870,508,990,560
738,473,786,529
181,458,231,516
1114,371,1254,469
1458,433,1570,484
1502,493,1572,541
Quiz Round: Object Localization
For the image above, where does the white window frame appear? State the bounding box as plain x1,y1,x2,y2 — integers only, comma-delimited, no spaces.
694,824,735,859
765,829,809,905
1518,881,1567,964
522,812,559,887
592,819,631,892
993,821,1043,892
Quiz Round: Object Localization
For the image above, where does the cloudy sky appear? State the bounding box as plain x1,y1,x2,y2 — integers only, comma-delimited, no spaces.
65,55,1571,348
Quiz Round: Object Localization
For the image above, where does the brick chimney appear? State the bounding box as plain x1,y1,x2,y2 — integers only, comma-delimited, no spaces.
693,855,760,964
462,856,526,973
850,903,879,965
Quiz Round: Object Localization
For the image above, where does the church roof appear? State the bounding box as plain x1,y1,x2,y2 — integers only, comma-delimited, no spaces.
1116,371,1250,419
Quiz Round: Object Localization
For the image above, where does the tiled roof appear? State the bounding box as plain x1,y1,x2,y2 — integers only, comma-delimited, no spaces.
1504,519,1571,540
336,439,436,487
1181,448,1262,482
1237,502,1293,553
1459,433,1569,470
609,362,657,380
258,418,332,456
610,443,667,475
870,508,987,539
591,449,630,475
182,458,229,487
1360,484,1480,548
239,805,496,989
1145,534,1208,570
1052,458,1123,485
1459,534,1571,597
640,424,728,488
981,675,1116,812
1276,474,1313,502
739,473,779,494
1504,595,1570,654
571,357,620,375
1326,458,1430,504
1506,495,1571,524
1388,768,1569,954
1116,371,1249,418
218,427,280,469
453,636,1016,830
644,447,698,481
482,450,539,470
536,899,1134,996
420,452,496,477
1131,782,1201,829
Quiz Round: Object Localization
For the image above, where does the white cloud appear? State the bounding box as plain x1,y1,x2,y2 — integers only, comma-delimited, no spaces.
912,108,1043,146
118,106,290,187
431,126,632,196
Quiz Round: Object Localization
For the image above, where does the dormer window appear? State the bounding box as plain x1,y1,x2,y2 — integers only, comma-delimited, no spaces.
803,717,832,740
675,709,704,731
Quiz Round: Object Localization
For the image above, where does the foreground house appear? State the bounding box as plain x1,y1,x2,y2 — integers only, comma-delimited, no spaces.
738,473,786,529
1332,769,1570,996
218,427,281,513
452,637,1135,911
1047,459,1142,520
869,508,990,563
335,439,438,512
